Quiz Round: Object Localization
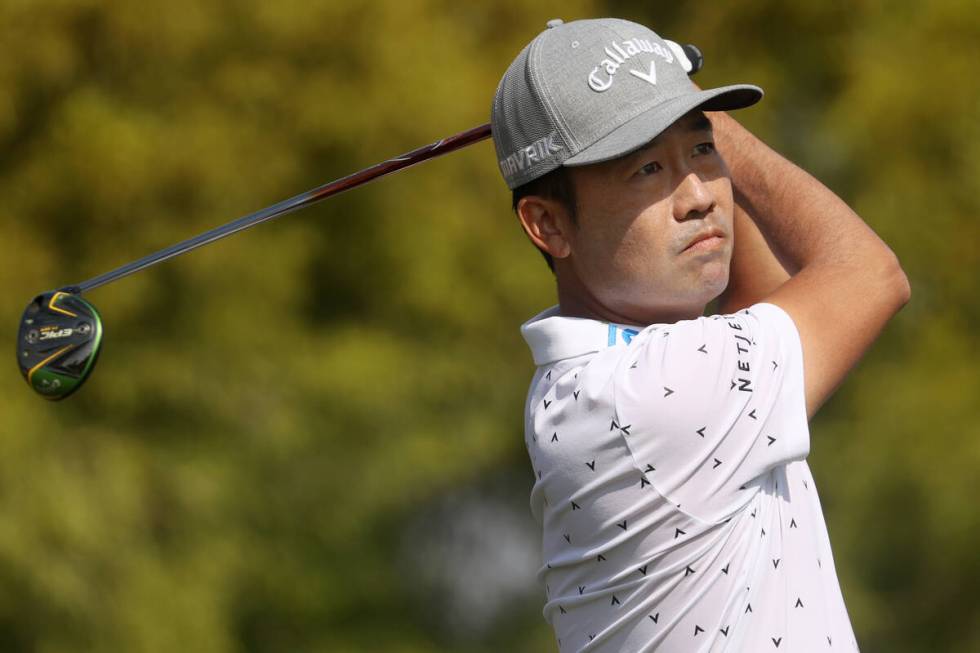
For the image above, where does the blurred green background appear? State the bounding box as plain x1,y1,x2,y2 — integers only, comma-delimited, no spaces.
1,1,977,651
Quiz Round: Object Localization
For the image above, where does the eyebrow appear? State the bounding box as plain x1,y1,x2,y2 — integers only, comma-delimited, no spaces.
636,112,713,153
688,112,713,133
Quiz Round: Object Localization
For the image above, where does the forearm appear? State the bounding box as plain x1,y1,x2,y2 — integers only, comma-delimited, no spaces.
708,110,901,275
717,199,790,313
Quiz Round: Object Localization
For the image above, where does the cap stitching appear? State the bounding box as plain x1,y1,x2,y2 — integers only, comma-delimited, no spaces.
527,31,578,154
564,86,760,165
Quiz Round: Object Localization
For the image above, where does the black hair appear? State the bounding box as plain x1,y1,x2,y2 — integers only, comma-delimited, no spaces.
511,166,577,272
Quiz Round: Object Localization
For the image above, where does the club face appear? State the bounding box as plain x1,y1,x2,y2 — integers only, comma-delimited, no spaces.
17,291,103,400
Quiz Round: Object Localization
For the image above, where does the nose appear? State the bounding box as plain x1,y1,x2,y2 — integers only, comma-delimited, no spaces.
672,172,715,222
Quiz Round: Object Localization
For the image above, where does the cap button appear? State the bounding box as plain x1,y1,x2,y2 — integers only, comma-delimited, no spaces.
546,18,564,29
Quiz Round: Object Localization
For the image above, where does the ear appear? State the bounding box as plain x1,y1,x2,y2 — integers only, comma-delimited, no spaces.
516,196,573,261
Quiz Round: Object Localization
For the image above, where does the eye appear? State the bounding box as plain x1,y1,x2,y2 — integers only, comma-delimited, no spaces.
693,142,716,156
636,161,662,176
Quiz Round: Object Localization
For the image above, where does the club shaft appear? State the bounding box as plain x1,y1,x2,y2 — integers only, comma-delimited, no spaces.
73,123,492,294
70,43,702,295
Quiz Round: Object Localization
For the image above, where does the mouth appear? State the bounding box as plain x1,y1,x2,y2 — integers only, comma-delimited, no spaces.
681,228,725,254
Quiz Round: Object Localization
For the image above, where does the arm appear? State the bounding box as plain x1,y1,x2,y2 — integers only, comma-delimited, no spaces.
716,199,791,314
708,110,911,420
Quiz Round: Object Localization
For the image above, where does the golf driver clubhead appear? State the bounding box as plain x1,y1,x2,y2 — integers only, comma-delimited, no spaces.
17,291,104,400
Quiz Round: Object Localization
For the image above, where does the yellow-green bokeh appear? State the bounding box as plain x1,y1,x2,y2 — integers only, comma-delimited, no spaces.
1,1,976,651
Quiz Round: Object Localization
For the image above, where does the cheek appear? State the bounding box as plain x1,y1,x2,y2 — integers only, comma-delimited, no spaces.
582,216,673,291
614,222,670,273
706,174,735,222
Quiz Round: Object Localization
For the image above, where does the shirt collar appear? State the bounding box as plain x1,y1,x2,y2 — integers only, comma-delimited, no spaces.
520,305,644,366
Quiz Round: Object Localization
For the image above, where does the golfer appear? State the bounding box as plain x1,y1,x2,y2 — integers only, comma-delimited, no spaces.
492,18,910,652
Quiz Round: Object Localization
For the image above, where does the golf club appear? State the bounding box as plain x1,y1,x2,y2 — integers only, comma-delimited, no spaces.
16,42,704,400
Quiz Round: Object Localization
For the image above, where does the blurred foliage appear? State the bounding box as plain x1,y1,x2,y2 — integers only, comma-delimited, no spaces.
0,0,976,651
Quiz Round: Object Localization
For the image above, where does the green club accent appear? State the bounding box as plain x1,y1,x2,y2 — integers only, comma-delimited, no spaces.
18,291,104,401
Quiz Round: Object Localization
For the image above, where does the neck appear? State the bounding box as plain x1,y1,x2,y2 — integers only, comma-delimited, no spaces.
555,270,707,327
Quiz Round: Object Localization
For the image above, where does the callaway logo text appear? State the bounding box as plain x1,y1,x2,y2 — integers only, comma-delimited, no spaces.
588,37,675,92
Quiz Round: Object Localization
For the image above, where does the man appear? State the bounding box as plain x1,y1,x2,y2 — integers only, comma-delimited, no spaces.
491,18,910,652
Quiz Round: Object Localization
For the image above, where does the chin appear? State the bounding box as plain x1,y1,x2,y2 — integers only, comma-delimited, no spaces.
697,262,731,299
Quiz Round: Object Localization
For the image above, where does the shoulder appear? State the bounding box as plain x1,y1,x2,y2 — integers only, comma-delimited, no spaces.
613,302,804,412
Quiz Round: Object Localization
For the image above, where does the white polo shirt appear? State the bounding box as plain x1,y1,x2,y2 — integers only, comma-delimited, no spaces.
521,303,858,652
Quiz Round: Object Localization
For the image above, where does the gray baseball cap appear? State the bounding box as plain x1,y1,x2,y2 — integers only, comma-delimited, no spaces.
491,18,763,189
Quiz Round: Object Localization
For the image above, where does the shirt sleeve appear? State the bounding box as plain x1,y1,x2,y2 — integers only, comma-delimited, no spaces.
613,302,810,522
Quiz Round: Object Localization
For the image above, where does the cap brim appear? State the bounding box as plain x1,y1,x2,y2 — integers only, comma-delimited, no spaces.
563,84,763,166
